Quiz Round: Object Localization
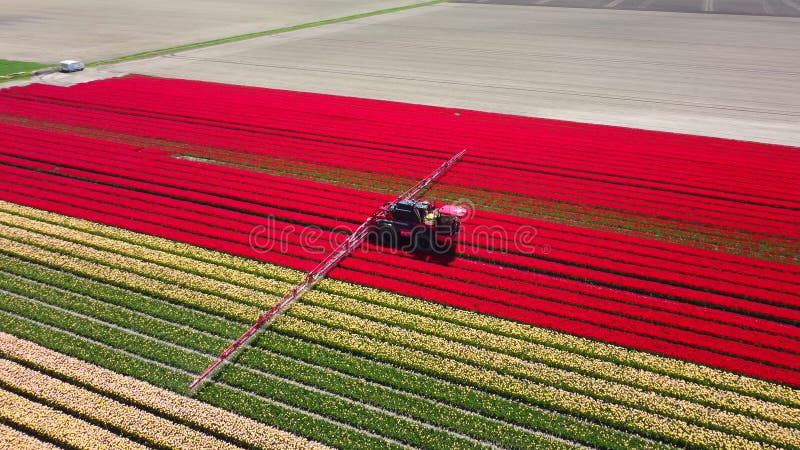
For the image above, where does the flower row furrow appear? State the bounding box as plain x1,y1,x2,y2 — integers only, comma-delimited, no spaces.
0,221,279,308
302,289,800,427
0,254,655,450
289,301,800,447
0,236,259,321
273,315,770,449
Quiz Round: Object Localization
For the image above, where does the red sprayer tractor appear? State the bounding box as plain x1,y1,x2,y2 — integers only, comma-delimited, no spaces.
189,149,467,391
374,199,468,252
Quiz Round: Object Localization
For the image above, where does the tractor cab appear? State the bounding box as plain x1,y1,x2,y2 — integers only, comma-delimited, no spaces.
374,199,468,251
392,199,432,223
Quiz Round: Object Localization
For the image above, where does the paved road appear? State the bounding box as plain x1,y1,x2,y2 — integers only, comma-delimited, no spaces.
453,0,800,16
21,3,800,146
0,0,417,63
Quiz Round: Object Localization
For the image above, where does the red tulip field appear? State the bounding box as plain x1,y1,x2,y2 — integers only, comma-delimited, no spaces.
0,75,798,449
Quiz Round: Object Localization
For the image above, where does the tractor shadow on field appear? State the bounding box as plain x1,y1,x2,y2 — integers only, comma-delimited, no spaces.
408,247,457,265
367,230,458,265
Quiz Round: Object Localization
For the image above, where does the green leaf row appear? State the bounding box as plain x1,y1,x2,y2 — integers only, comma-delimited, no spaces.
217,366,484,450
0,291,211,373
250,335,662,450
0,253,246,338
273,314,769,449
235,346,575,450
0,271,227,355
286,302,796,447
0,266,555,449
0,238,257,321
1,255,619,449
301,288,799,428
0,310,403,449
0,310,190,392
0,226,276,311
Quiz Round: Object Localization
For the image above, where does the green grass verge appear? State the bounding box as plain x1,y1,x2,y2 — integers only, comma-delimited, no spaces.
0,59,49,77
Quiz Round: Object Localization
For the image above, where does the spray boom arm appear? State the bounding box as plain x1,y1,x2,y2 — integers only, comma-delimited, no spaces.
188,149,466,390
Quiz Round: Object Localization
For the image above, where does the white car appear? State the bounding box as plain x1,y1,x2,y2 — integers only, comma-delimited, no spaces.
59,60,85,73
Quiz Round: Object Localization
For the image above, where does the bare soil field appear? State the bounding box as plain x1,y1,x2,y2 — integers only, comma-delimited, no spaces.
0,0,417,62
93,3,800,145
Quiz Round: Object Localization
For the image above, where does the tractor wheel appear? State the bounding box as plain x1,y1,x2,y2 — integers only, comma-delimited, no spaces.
411,229,432,252
431,237,456,255
376,225,397,248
